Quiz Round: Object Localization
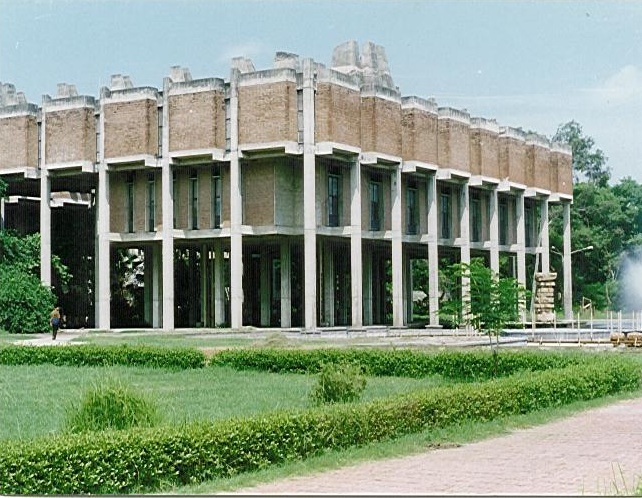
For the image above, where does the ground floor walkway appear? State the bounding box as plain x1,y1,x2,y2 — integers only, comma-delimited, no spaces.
233,395,642,495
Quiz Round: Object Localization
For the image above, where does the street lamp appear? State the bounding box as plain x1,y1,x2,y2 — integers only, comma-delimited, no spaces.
550,245,593,257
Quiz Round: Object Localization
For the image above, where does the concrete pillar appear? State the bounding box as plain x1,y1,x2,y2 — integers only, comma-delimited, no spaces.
563,201,573,320
363,249,373,325
323,241,334,326
0,197,5,230
515,192,526,287
229,69,244,329
427,174,439,326
540,198,550,273
95,164,110,329
404,253,413,324
40,169,52,287
144,247,153,325
260,248,270,326
152,245,161,327
161,77,174,329
214,241,225,326
391,165,404,327
302,58,317,331
489,187,500,274
280,240,291,328
459,183,471,323
201,243,208,327
350,158,363,328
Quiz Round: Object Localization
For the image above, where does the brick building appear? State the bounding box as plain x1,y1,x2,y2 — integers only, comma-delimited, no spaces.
0,41,573,331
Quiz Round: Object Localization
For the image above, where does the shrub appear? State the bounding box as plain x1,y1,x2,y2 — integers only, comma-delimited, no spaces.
0,266,56,334
64,377,161,433
309,363,367,405
0,344,206,370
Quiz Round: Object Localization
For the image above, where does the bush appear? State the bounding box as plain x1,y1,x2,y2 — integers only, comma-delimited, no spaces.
64,378,161,433
309,363,367,405
0,266,56,334
0,355,638,495
0,344,206,370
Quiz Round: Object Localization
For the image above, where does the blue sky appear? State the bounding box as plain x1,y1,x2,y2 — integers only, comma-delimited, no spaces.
1,0,641,182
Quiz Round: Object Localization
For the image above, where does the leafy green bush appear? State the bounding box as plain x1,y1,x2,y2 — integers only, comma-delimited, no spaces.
0,266,56,334
309,363,367,405
0,355,638,495
211,348,587,381
0,344,206,370
64,378,161,433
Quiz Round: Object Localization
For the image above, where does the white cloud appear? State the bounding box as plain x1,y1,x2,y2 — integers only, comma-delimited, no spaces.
584,65,642,106
218,41,268,64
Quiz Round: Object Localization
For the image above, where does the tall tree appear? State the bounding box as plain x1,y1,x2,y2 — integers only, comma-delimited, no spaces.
552,120,610,187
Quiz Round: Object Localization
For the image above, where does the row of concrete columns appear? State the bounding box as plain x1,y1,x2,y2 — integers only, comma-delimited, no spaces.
35,55,573,331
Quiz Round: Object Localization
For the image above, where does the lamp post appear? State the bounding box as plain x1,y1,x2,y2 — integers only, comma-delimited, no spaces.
550,245,593,321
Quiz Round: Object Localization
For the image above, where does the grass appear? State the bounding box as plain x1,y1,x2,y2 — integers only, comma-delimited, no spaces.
159,387,642,494
0,364,452,441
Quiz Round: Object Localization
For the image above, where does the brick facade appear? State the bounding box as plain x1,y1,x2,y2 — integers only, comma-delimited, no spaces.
45,106,96,164
104,98,158,159
0,113,38,170
169,90,225,152
239,82,297,144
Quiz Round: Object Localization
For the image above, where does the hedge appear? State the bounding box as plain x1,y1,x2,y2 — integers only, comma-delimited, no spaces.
209,348,589,380
0,344,206,370
0,355,639,494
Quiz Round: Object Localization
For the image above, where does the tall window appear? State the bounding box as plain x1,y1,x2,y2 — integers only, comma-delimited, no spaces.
95,114,100,162
440,186,452,239
189,169,198,230
470,192,481,242
406,187,418,235
297,89,304,144
147,173,156,232
157,106,163,158
37,121,42,166
172,171,178,228
126,172,135,233
211,165,222,228
499,196,509,245
224,98,231,152
369,176,383,231
525,203,534,247
328,168,340,227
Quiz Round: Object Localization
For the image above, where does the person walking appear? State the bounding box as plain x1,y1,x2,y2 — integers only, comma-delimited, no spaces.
50,307,61,340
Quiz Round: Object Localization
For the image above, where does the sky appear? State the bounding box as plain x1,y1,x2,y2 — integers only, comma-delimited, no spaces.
1,0,641,183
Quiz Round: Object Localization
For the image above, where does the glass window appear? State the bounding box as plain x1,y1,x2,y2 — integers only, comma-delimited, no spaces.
470,192,481,242
126,172,134,233
172,171,178,228
406,187,418,235
499,196,509,245
147,173,156,232
190,170,198,230
440,187,451,239
370,179,382,231
157,107,163,158
211,165,222,229
328,172,340,227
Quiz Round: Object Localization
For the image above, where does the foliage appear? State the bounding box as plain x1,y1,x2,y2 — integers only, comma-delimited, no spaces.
64,377,161,433
552,120,610,187
438,258,526,341
0,344,206,370
211,347,590,381
0,354,637,494
0,266,56,334
309,363,366,405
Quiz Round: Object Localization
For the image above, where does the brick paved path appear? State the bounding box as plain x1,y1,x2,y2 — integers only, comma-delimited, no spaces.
233,396,642,495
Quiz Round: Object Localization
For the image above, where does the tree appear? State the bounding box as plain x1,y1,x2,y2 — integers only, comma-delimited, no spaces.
439,258,526,350
552,120,610,187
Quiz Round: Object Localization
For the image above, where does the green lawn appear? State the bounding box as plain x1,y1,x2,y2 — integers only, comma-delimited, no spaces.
0,363,451,441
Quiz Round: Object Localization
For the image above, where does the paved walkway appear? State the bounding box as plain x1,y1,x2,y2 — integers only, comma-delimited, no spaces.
233,396,642,496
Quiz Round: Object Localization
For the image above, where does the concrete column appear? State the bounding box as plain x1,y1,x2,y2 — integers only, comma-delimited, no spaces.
515,192,526,287
229,69,244,329
391,165,404,327
302,58,317,331
563,201,573,320
152,245,161,327
214,241,225,326
489,187,500,274
0,197,5,230
362,249,373,325
260,248,270,326
404,254,413,324
350,158,363,328
459,183,471,323
144,247,153,325
95,164,110,329
280,240,291,328
323,242,335,326
201,243,208,327
161,77,174,329
540,198,550,273
427,173,439,326
40,168,52,287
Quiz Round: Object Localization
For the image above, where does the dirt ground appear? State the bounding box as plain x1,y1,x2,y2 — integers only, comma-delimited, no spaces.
233,396,642,496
